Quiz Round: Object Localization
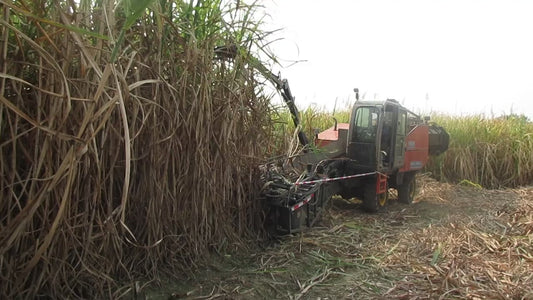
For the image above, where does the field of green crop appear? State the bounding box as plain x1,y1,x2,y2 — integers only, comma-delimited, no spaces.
428,114,533,188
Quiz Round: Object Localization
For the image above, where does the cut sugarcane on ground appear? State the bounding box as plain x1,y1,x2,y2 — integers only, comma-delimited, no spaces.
145,174,533,299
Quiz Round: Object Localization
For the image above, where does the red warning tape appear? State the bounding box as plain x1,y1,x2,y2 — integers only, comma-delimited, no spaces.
294,171,379,186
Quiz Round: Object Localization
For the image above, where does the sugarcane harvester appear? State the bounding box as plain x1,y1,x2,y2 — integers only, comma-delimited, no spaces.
213,45,449,233
259,72,449,233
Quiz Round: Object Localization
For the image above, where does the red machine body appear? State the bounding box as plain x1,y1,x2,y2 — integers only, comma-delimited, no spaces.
400,124,430,172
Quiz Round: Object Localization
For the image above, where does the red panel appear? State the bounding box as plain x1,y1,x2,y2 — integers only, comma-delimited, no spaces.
376,173,388,194
316,140,331,147
315,123,349,147
400,125,429,172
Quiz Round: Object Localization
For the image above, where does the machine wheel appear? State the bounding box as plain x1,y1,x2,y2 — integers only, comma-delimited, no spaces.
398,174,416,204
362,182,387,213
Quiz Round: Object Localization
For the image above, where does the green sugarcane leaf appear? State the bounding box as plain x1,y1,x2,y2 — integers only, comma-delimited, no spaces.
111,0,156,62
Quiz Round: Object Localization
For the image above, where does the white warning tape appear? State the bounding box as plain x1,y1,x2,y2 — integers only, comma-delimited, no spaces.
294,171,378,186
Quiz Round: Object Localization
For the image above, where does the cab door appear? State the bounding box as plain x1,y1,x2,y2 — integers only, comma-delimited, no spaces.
393,109,407,169
346,106,380,170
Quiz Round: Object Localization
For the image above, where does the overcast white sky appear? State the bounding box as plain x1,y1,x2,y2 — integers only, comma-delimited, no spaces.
258,0,533,118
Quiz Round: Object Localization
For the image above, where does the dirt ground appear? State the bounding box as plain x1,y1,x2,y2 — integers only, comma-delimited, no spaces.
145,176,533,299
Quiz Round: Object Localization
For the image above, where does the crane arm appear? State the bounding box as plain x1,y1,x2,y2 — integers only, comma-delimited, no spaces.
214,45,309,147
248,56,310,147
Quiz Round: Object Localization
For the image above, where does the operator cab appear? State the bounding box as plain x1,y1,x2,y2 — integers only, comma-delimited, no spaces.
346,99,421,173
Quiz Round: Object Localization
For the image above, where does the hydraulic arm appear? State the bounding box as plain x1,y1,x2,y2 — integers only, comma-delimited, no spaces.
214,44,309,147
260,69,310,147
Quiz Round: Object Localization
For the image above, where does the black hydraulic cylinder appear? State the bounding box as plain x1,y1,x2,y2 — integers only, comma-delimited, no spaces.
279,78,309,147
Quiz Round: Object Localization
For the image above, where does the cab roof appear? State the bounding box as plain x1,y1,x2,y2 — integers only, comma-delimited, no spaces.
353,99,420,119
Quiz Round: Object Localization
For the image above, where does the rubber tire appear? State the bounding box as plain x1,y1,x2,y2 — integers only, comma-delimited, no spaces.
398,174,416,204
362,183,387,213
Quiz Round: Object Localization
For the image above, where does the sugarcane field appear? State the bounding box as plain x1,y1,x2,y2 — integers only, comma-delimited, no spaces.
1,1,532,299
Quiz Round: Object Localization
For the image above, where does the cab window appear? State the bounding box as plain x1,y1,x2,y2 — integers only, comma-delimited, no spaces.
397,110,407,135
354,107,379,143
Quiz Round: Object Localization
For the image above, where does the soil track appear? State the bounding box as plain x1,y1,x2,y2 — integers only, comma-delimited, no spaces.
148,176,533,299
